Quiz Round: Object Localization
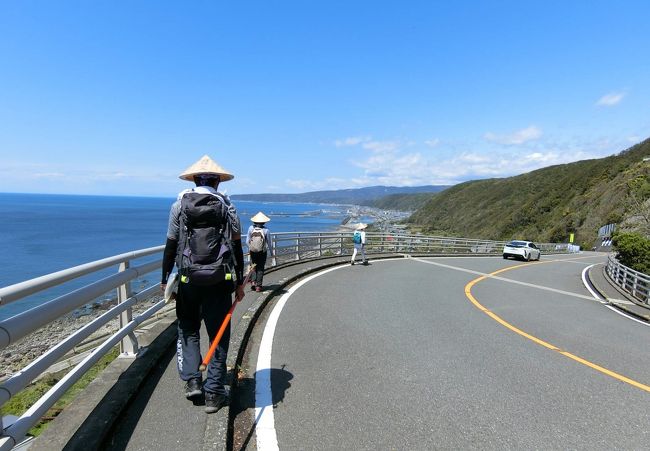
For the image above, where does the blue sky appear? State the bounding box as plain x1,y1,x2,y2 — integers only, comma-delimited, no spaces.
1,1,648,197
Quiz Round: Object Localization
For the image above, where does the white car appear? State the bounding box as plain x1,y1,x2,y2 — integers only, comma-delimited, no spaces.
503,240,541,261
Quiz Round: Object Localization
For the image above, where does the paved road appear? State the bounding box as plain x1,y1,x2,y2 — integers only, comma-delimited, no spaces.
244,254,650,450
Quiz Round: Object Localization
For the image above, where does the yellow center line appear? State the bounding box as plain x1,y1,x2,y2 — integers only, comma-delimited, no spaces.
465,263,650,393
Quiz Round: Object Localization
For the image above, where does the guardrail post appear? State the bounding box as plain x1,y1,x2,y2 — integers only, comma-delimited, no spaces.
117,261,138,357
318,236,323,257
295,234,300,261
271,235,277,266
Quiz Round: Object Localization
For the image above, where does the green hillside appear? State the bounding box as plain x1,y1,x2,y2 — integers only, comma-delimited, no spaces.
408,138,650,247
368,193,437,211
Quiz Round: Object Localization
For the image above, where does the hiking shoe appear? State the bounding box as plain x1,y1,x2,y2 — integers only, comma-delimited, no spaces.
184,378,202,399
351,261,355,266
205,392,228,413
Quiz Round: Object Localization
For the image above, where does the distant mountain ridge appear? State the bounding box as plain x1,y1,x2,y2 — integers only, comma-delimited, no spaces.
231,185,449,206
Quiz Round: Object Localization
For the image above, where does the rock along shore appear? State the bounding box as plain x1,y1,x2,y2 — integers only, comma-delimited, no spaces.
0,293,165,380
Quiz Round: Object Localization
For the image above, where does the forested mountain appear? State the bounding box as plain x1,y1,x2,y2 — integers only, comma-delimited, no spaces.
408,138,650,247
231,185,448,205
369,193,436,211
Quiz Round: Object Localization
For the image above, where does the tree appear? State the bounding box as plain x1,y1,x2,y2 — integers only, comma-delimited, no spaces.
612,232,650,274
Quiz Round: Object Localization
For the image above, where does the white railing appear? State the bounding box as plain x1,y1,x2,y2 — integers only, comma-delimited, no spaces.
0,232,572,449
605,254,650,305
0,246,165,450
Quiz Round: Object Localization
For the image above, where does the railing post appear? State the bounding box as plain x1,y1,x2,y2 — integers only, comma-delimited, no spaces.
117,261,138,357
295,234,300,261
272,235,277,266
318,235,323,257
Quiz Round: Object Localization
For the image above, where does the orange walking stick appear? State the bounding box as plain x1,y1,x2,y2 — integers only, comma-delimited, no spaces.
199,264,256,372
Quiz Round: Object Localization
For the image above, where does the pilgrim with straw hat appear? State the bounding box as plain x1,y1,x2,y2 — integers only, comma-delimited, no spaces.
160,154,245,414
247,211,273,292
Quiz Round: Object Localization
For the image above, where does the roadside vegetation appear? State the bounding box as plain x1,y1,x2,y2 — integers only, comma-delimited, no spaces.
0,346,119,437
406,138,650,249
612,232,650,274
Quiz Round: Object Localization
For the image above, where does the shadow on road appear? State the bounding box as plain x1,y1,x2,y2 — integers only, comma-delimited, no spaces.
231,366,294,450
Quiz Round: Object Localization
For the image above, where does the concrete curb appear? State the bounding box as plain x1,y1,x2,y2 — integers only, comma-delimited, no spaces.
586,264,650,322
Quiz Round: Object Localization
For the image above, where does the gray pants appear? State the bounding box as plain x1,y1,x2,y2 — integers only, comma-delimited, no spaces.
176,283,232,395
250,251,267,287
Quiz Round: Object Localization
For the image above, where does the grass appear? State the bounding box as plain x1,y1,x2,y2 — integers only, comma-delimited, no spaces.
1,346,120,437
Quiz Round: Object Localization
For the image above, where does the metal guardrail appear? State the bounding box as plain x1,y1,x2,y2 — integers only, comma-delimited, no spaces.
0,246,165,450
267,232,570,264
605,254,650,305
0,232,572,449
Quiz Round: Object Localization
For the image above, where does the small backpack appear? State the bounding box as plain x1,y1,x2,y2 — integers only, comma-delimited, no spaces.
176,192,236,286
353,230,362,244
249,226,266,253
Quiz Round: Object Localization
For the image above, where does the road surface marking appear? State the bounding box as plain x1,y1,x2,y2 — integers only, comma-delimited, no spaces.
462,264,650,393
581,264,607,303
412,257,596,301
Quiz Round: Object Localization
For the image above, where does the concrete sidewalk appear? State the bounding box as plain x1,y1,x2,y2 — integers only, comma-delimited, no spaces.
587,262,650,322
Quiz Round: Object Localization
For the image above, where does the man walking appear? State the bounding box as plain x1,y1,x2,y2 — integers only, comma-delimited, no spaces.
161,155,245,413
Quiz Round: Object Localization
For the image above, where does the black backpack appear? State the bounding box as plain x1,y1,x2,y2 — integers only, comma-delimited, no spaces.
176,192,236,287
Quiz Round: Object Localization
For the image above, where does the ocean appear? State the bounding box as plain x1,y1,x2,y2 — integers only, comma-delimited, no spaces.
0,193,350,320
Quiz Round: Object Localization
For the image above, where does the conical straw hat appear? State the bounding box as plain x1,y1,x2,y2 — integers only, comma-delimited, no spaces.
356,223,367,230
251,212,270,223
179,155,234,182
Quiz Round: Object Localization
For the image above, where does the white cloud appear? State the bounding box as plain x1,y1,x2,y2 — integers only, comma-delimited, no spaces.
484,126,542,145
596,92,625,106
314,132,632,192
334,136,370,147
284,179,314,190
361,140,400,153
282,177,351,191
424,138,440,148
334,135,400,153
33,172,66,178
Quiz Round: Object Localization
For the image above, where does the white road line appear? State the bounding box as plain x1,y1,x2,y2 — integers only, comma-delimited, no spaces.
577,264,650,326
415,257,650,327
411,257,596,301
581,264,607,303
605,305,650,326
254,265,345,451
255,258,405,450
